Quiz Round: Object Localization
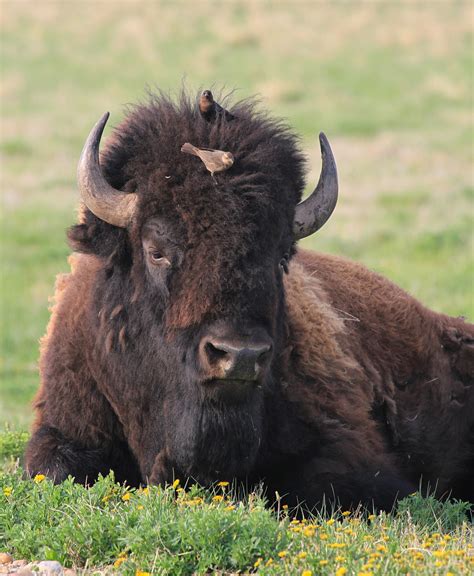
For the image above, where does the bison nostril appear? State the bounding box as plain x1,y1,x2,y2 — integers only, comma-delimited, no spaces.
205,341,229,365
255,343,272,363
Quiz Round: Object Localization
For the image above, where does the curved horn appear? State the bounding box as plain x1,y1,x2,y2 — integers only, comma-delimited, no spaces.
293,132,338,240
77,112,138,228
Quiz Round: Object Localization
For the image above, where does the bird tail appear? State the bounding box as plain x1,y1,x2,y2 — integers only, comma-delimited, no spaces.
181,142,199,156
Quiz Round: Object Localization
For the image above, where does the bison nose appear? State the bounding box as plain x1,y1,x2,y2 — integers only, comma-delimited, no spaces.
200,338,272,381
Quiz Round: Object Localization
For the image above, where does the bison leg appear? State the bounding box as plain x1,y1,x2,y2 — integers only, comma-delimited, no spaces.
274,461,415,512
25,425,141,486
307,469,414,512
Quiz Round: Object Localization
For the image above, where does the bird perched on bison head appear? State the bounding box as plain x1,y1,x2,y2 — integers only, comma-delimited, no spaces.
181,142,234,182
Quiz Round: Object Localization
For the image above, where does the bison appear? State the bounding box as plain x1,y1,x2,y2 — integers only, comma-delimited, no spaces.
26,91,474,511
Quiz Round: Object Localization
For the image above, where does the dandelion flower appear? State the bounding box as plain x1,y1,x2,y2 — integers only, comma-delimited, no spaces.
218,481,229,487
122,492,131,501
297,552,307,559
3,487,12,497
34,474,46,483
172,479,180,489
212,495,224,502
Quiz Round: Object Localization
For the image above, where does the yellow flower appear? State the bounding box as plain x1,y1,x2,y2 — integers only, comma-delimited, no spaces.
301,571,312,576
183,497,203,506
341,510,351,516
297,552,307,559
212,495,224,502
326,518,336,525
225,504,236,511
265,558,273,566
335,568,347,576
135,571,150,576
113,557,126,568
253,558,262,568
122,492,131,501
376,545,387,553
278,551,288,558
367,514,376,521
172,479,180,489
218,481,229,487
137,504,144,510
319,533,328,540
358,572,373,576
319,559,328,566
34,474,46,483
141,486,150,496
329,543,346,549
335,555,346,562
282,504,288,510
3,487,12,497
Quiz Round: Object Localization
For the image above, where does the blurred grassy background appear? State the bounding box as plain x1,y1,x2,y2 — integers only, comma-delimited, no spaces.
1,2,473,427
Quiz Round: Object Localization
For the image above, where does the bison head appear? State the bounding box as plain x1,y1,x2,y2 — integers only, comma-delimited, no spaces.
68,92,337,483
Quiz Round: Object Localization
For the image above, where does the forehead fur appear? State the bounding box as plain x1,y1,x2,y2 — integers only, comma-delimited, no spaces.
101,90,306,222
98,91,307,327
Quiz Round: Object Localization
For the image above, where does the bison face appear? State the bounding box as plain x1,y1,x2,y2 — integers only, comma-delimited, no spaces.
70,94,337,483
139,215,285,406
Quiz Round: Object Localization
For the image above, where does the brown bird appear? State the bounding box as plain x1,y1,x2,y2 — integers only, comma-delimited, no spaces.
199,90,235,122
181,142,234,182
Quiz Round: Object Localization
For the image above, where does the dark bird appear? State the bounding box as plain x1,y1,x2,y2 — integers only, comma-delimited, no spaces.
181,142,234,182
199,90,235,122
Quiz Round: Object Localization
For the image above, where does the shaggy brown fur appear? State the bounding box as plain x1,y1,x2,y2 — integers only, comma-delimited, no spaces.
25,91,474,511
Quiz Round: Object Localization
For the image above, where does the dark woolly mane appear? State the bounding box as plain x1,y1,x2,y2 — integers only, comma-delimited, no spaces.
68,90,306,267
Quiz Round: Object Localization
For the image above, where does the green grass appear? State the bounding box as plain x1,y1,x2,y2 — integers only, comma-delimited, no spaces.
1,465,472,575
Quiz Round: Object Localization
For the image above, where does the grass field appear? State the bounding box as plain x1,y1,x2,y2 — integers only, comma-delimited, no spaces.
1,2,473,573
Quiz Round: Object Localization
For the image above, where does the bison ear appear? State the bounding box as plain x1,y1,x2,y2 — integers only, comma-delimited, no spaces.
67,214,130,261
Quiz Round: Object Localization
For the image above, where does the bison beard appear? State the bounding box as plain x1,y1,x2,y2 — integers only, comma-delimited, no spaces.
25,91,474,512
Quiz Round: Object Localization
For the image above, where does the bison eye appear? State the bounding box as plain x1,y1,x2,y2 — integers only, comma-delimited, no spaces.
149,251,171,267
